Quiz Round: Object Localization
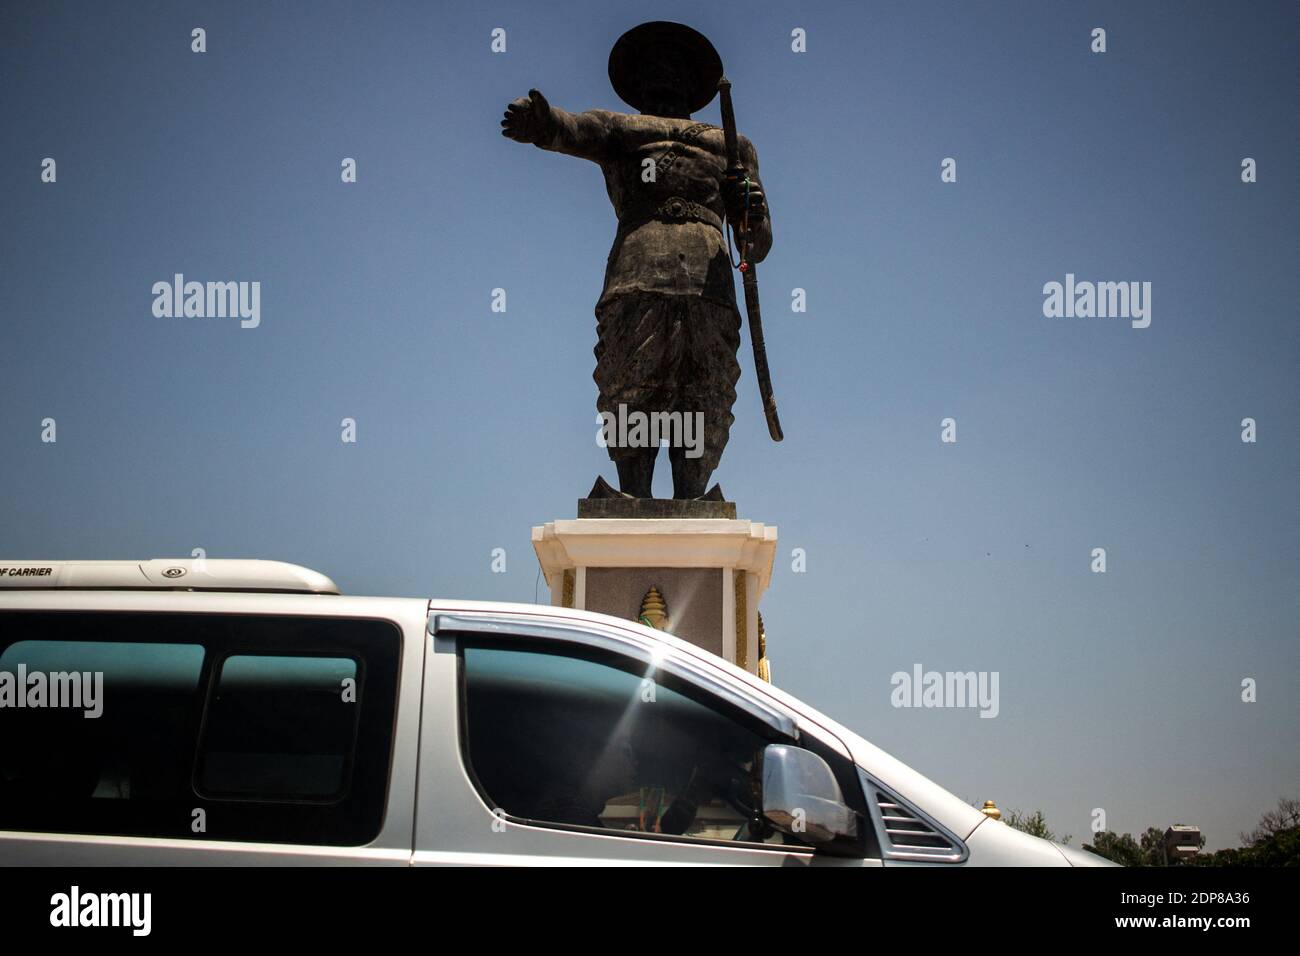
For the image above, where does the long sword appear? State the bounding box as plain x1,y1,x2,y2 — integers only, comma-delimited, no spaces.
718,76,783,442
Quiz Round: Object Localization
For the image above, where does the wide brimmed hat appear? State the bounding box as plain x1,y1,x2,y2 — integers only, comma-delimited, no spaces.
608,21,723,114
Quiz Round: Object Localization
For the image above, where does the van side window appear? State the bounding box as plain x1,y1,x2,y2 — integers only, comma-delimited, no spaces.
459,641,812,848
0,640,205,805
198,655,360,801
0,612,399,846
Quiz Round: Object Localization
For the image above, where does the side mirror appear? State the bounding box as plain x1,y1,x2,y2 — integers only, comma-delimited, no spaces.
762,743,859,845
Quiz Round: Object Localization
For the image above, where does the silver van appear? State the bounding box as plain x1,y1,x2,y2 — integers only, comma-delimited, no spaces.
0,559,1111,866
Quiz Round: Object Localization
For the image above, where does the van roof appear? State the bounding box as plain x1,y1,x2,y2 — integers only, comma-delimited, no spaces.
0,560,339,595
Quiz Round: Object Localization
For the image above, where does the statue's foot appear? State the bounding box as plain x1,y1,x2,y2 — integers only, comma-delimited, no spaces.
590,476,727,503
587,475,636,500
697,483,726,502
669,483,726,501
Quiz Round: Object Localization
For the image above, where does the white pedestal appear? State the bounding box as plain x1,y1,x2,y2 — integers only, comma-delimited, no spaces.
531,518,777,675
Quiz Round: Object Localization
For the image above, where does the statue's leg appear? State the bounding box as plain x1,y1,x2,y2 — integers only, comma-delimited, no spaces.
669,445,712,500
594,294,672,498
616,447,657,499
671,298,741,499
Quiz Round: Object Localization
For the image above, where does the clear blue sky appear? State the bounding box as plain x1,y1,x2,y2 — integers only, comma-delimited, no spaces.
2,0,1296,851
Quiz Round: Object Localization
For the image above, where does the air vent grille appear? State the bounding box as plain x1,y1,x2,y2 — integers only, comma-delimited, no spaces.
863,778,967,863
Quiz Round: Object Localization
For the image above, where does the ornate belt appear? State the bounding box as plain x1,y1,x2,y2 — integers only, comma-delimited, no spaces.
620,196,723,234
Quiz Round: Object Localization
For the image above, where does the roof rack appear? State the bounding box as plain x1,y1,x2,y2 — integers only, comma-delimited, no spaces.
0,560,340,595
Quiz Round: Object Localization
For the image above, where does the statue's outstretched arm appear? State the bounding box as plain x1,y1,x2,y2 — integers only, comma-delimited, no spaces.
539,107,621,164
502,89,618,165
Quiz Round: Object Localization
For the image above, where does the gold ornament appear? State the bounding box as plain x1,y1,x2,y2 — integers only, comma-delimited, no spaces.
639,586,669,630
757,612,771,683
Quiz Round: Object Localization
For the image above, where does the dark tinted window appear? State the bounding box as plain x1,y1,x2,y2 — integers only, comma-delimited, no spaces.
460,642,809,847
0,612,400,845
198,655,359,800
0,640,205,805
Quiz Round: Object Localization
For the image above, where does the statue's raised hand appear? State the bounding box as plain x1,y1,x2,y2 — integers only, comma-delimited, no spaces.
501,89,552,144
722,166,766,226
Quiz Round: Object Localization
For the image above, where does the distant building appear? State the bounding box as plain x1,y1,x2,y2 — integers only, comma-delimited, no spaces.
1163,824,1202,861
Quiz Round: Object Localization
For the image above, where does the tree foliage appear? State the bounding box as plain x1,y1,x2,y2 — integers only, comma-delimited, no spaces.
992,806,1071,845
977,796,1300,866
1081,796,1300,866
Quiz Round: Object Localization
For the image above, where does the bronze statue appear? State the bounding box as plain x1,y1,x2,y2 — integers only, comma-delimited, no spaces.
502,21,776,500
